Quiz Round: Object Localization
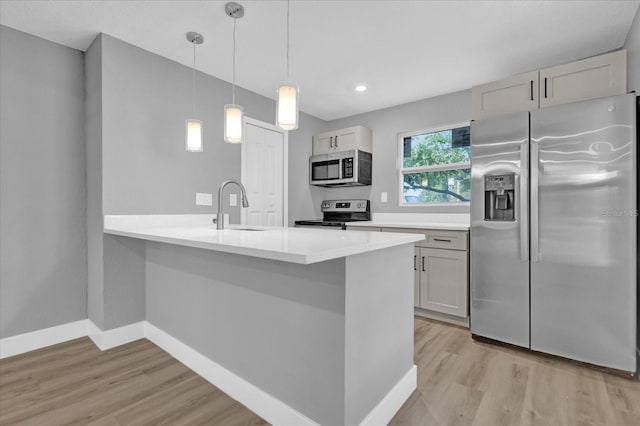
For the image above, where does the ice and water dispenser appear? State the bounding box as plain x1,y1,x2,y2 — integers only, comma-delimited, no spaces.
484,174,515,221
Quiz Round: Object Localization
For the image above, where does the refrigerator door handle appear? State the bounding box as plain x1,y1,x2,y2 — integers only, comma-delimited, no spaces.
530,141,539,262
520,142,529,262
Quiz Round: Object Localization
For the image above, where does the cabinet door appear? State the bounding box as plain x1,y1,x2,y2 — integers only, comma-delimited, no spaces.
312,133,333,155
539,50,626,108
419,248,468,317
333,128,356,151
413,247,420,307
472,70,539,120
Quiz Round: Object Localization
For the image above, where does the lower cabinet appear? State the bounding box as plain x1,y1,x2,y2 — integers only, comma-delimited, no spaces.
348,225,470,320
417,247,468,317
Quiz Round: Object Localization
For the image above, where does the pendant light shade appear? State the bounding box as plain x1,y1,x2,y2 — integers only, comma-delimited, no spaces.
224,104,244,144
185,119,203,152
185,32,204,152
276,82,299,130
224,2,245,144
276,0,298,131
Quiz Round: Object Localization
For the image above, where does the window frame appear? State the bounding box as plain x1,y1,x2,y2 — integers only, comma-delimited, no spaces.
397,121,471,207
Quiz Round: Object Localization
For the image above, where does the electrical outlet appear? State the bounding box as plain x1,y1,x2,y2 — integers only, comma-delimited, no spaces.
381,192,388,203
195,192,213,206
230,193,237,207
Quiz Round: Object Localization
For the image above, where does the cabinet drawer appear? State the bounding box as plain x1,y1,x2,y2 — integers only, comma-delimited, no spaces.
346,226,381,232
382,228,468,250
423,230,468,250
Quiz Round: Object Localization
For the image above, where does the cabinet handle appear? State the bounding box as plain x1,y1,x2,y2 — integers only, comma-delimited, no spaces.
433,238,451,242
530,80,534,101
422,256,425,272
334,136,338,148
413,255,417,271
329,136,333,148
544,77,547,98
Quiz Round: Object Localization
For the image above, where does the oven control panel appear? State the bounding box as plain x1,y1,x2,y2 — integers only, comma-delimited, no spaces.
321,199,369,212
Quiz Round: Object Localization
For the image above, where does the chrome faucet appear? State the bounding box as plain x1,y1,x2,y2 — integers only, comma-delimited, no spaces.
216,180,249,230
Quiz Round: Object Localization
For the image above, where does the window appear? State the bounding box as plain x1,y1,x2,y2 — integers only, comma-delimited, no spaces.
398,123,470,205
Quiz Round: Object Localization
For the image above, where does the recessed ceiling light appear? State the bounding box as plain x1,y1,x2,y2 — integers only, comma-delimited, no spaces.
355,85,367,92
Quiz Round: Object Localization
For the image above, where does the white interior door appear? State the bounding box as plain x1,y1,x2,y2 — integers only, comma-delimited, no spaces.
241,118,287,227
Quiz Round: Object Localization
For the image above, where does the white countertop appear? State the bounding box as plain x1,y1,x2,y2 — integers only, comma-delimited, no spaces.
345,213,470,231
103,215,424,265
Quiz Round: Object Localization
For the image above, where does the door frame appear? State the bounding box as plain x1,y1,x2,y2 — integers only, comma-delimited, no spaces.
241,117,289,227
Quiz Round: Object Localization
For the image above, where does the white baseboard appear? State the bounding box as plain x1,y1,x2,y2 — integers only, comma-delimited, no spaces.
0,319,88,359
414,307,469,328
359,365,417,426
144,322,320,426
87,320,146,351
1,319,147,359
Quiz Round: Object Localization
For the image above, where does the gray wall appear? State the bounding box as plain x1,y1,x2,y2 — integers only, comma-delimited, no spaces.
102,234,145,329
0,26,87,338
287,112,328,223
99,34,327,224
323,90,472,214
624,5,640,93
85,33,329,330
86,34,147,331
97,33,470,225
344,244,414,424
145,241,414,425
145,242,346,425
85,34,105,329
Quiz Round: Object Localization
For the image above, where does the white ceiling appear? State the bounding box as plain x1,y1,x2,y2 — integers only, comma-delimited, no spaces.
1,0,638,121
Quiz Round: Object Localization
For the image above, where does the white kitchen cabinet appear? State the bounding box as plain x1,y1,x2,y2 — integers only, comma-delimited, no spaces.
418,247,468,317
348,225,469,319
312,133,333,155
402,228,468,316
312,125,372,155
472,50,627,119
472,70,539,120
539,50,626,108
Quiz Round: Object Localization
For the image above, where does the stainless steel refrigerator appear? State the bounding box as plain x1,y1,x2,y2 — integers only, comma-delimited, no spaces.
470,93,637,373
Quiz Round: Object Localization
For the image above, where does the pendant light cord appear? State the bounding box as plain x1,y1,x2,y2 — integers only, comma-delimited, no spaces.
232,17,237,105
286,0,290,81
192,40,196,117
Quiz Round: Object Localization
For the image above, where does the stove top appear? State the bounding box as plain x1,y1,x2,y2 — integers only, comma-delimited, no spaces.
294,199,371,229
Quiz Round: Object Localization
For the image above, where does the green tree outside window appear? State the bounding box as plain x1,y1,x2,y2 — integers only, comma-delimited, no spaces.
401,127,470,204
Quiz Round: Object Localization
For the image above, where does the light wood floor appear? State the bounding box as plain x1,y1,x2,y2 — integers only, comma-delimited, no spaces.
1,317,639,425
390,317,640,426
0,337,266,425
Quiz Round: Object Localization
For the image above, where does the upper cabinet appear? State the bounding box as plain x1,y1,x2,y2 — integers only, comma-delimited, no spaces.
472,70,539,120
312,125,372,155
472,50,627,120
539,50,626,108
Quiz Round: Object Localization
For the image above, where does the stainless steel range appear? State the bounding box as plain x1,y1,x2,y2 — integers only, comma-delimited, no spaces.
294,199,371,230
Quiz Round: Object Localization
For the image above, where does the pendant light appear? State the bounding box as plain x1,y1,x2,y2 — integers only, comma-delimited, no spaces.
276,0,299,130
224,2,245,144
185,32,204,152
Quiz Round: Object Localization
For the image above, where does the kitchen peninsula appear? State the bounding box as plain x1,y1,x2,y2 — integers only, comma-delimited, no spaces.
103,215,424,426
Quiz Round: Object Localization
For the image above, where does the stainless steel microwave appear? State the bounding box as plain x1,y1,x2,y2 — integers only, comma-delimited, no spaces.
309,149,372,187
